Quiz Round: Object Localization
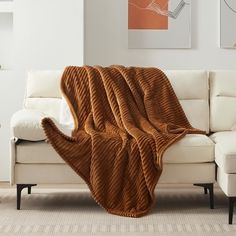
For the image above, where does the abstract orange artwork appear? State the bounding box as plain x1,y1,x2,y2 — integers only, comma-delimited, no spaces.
128,0,169,29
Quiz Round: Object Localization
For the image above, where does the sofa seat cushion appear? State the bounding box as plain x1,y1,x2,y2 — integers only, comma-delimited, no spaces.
16,134,214,164
210,131,236,174
163,134,214,163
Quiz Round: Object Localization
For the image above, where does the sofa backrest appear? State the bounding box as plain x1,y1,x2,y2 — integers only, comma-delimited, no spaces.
24,71,63,121
210,71,236,132
24,70,210,133
165,70,209,133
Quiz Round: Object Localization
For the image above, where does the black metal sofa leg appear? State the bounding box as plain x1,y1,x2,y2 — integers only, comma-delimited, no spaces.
17,184,37,210
194,183,214,209
229,197,236,224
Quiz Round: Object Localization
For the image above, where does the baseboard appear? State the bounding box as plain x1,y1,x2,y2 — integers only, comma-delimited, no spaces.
0,181,12,188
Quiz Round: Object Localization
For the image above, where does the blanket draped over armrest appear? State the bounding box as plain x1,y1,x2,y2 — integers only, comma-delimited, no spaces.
42,65,205,217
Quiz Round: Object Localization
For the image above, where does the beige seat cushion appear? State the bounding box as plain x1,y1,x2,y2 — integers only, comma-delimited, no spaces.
164,134,214,163
16,134,214,164
210,131,236,174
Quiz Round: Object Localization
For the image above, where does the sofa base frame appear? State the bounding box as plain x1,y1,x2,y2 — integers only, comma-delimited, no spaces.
17,184,37,210
229,197,236,225
193,183,214,209
16,183,215,212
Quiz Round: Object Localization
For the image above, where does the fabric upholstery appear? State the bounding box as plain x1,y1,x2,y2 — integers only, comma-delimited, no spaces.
14,163,215,185
11,110,72,141
164,70,208,100
24,98,61,121
24,70,63,121
210,97,236,132
16,141,65,164
210,131,236,173
11,109,47,141
217,167,236,196
210,71,236,131
165,70,209,133
164,134,214,163
27,70,62,98
22,70,210,124
16,134,214,164
10,138,16,185
210,71,236,98
179,100,209,133
59,97,74,129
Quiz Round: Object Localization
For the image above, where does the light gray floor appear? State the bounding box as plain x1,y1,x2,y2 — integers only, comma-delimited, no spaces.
0,185,235,235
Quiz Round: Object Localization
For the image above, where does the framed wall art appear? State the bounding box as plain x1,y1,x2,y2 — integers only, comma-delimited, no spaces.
220,0,236,48
128,0,192,48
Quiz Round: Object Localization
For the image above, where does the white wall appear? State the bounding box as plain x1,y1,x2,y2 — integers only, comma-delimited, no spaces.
85,0,236,69
0,0,84,181
0,13,13,70
14,0,84,70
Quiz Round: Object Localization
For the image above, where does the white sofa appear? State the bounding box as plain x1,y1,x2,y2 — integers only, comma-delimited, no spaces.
10,70,236,224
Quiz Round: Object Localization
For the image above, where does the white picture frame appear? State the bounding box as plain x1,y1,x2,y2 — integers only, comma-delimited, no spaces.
220,0,236,48
128,0,191,49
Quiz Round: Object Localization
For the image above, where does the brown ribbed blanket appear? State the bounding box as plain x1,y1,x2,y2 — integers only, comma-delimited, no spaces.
42,65,204,217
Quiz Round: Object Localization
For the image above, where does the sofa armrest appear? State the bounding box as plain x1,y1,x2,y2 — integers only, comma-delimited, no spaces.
11,109,47,141
11,109,73,141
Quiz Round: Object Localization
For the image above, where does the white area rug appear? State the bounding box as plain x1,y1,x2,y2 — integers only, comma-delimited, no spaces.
0,186,235,236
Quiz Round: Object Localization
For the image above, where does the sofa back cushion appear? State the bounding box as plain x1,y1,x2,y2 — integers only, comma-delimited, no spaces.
210,71,236,132
24,71,63,121
164,70,209,133
24,70,209,132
